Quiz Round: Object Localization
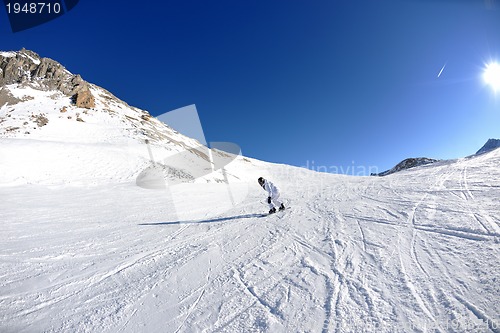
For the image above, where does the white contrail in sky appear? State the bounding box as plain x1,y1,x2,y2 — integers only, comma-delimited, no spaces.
437,63,447,78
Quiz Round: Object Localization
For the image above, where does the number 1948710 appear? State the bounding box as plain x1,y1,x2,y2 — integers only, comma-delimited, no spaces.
6,2,62,14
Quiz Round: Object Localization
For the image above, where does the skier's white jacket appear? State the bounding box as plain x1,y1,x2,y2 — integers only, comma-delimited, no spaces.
263,180,280,199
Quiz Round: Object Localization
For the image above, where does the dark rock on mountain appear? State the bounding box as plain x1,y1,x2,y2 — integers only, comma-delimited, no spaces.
374,157,438,177
476,139,500,155
0,48,94,108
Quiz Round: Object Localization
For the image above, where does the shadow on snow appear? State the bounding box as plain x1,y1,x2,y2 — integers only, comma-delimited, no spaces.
138,213,267,226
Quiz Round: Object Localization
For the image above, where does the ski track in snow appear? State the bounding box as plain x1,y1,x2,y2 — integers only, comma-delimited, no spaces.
1,150,499,332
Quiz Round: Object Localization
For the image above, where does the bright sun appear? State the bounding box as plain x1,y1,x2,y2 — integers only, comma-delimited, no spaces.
483,61,500,92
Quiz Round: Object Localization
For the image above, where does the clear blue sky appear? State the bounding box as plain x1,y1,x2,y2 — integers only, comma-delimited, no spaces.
1,0,499,174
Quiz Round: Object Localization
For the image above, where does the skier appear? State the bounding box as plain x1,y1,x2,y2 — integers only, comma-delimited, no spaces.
258,177,285,214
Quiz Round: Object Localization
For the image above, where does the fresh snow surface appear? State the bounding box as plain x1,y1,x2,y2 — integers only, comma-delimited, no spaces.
1,138,499,332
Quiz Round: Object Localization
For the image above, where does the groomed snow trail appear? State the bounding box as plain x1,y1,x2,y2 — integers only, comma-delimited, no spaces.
1,150,499,333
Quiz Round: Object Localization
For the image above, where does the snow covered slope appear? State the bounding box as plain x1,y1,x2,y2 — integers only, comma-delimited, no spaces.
1,145,499,333
0,49,242,186
1,50,499,332
376,157,439,176
476,139,500,155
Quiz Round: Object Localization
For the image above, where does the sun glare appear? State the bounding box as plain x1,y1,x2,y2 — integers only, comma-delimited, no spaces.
483,61,500,92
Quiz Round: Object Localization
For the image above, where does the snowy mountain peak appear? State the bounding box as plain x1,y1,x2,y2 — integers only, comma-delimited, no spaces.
0,48,86,100
375,157,438,176
476,138,500,155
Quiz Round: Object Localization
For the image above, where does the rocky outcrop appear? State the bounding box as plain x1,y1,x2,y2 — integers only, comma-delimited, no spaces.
0,48,95,109
73,85,95,108
0,87,21,105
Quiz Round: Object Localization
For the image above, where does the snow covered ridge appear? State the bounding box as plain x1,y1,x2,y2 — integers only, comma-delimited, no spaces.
0,51,16,58
375,139,500,177
0,49,251,186
1,50,500,332
375,157,439,176
0,48,74,95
